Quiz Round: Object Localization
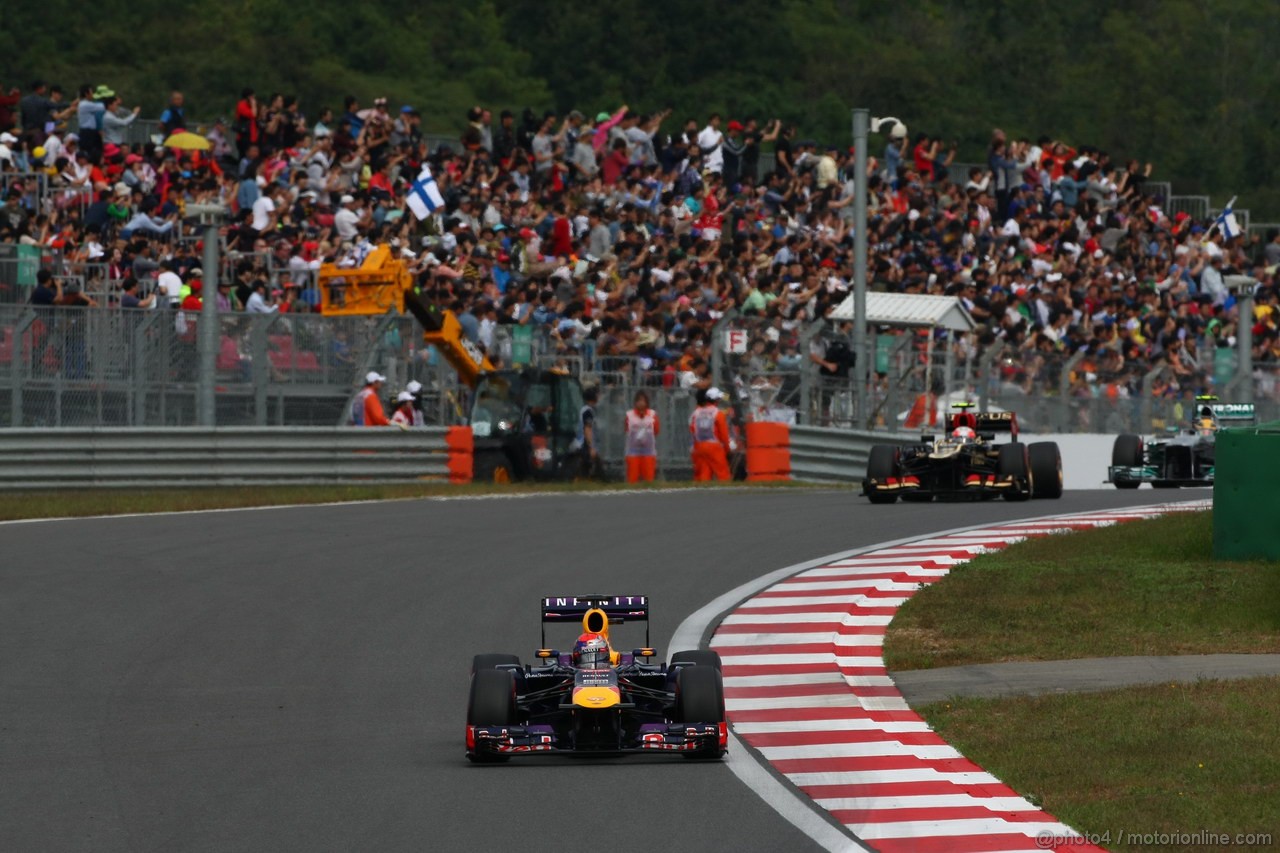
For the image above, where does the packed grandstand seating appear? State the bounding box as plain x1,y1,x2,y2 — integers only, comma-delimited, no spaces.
2,81,1280,409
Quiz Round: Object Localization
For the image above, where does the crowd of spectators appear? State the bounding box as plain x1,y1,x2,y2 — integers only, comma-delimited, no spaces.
3,76,1280,410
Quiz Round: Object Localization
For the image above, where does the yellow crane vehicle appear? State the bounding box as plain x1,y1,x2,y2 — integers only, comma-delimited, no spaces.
317,246,591,483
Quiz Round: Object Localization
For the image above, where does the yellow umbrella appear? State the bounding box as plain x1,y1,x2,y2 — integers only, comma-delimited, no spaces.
162,131,211,151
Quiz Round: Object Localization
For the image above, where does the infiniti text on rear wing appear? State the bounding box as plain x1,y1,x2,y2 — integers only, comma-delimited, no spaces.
541,595,649,647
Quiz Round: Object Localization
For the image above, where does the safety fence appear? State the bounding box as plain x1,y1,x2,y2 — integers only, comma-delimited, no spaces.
3,301,1277,434
0,304,398,427
0,427,454,489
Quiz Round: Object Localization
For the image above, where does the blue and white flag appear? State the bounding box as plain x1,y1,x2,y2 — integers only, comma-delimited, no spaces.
406,164,445,220
1214,196,1241,241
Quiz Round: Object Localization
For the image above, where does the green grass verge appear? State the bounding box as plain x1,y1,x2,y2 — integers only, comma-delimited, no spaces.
884,511,1280,671
0,479,817,522
919,679,1280,851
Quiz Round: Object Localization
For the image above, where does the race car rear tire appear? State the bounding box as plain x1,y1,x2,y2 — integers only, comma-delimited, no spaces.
1028,442,1063,499
1112,434,1143,467
467,669,516,763
865,444,900,504
676,665,726,759
471,653,521,674
670,650,722,671
998,442,1031,501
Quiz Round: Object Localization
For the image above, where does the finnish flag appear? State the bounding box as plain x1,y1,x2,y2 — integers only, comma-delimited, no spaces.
406,164,445,220
1214,196,1241,241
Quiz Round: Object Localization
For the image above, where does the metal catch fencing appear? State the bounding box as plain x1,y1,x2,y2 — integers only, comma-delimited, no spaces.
0,427,453,489
0,304,401,427
3,301,1277,435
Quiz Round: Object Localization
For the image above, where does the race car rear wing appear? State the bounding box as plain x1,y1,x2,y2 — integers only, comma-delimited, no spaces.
974,411,1019,439
944,404,1019,440
1210,403,1255,422
541,595,649,647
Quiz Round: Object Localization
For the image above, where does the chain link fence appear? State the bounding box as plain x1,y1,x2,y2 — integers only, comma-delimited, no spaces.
2,301,1275,434
0,304,400,427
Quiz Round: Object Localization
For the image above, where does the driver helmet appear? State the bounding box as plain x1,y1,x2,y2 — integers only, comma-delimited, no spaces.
572,633,611,669
1197,406,1217,435
951,425,976,441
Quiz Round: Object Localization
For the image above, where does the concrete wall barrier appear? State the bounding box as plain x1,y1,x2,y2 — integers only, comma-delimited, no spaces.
1021,433,1125,490
790,428,1142,491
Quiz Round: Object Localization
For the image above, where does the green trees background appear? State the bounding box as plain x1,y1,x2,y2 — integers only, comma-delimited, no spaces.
4,0,1277,214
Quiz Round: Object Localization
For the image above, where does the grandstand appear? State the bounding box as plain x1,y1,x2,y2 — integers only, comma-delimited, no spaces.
1,83,1277,429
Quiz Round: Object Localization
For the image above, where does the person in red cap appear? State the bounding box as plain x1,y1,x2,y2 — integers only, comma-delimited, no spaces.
723,120,746,184
180,274,203,310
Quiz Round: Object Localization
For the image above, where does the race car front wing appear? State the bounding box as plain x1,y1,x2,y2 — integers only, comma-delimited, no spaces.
1107,465,1215,486
467,722,727,757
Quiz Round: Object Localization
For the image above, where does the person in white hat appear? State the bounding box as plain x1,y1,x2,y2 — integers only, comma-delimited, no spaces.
391,391,416,428
334,193,364,241
405,380,425,426
689,387,731,481
351,371,389,426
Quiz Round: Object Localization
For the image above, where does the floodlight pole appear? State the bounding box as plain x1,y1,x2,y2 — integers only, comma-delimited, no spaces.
1225,275,1256,405
188,204,226,427
852,108,870,427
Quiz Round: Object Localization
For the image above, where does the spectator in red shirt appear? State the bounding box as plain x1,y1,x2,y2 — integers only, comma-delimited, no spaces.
550,202,573,257
911,133,937,181
180,277,203,310
601,138,629,185
0,83,19,133
235,88,259,154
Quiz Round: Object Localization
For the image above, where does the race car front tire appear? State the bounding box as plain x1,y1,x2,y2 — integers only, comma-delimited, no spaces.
670,650,722,671
1028,442,1063,499
467,669,517,763
471,653,521,674
865,444,900,504
676,665,726,759
998,442,1031,501
1112,434,1143,467
1111,434,1143,488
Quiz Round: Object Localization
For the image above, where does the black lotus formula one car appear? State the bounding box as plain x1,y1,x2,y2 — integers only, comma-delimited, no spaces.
465,595,727,762
1108,396,1254,489
863,404,1063,503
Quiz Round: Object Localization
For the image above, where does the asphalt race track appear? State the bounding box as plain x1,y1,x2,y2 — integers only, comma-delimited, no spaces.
1,489,1169,853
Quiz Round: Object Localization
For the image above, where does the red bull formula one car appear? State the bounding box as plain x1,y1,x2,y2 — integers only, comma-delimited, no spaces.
863,404,1063,503
465,595,727,762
